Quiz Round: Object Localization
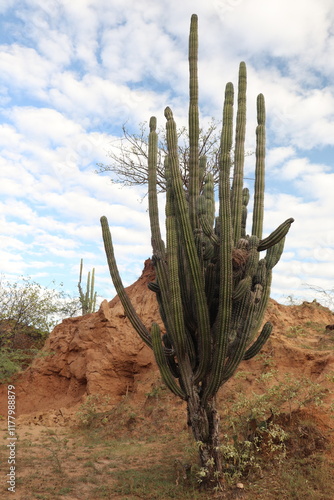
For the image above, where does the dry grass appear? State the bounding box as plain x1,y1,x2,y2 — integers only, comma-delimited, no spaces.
1,380,333,500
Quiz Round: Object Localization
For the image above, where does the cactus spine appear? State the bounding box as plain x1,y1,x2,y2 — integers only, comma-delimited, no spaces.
100,14,293,482
78,259,97,315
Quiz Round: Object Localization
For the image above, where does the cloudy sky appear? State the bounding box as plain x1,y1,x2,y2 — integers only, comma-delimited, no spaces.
0,0,333,307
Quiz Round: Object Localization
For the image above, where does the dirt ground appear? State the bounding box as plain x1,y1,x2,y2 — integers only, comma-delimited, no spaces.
1,289,334,499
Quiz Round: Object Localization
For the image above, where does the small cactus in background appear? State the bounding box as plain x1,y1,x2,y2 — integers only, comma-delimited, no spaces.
78,259,97,315
100,14,293,484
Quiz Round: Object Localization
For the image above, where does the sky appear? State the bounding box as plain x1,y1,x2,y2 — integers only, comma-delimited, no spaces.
0,0,334,308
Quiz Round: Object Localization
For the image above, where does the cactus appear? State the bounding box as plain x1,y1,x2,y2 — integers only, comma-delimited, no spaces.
78,259,97,315
100,14,293,483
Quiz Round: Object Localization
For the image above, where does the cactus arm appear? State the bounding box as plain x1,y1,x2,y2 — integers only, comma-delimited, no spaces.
203,82,234,401
92,291,97,313
100,215,153,348
258,217,294,252
223,280,272,383
233,276,252,301
198,172,217,250
148,116,165,257
251,94,266,239
235,254,271,351
86,271,91,308
166,211,187,357
78,258,85,310
89,269,95,313
231,62,247,244
164,106,211,383
241,187,250,238
151,323,186,399
165,186,198,370
265,235,287,270
79,258,83,286
222,302,259,382
147,116,175,340
197,196,219,246
188,13,200,230
243,322,273,360
166,206,197,390
222,245,263,383
203,173,215,228
247,270,272,345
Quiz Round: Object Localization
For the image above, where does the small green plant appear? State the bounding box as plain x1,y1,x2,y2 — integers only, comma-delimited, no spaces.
234,370,252,380
0,348,22,381
325,371,334,383
305,321,325,333
219,436,261,482
215,373,329,486
0,347,56,382
78,259,97,315
76,394,110,428
44,430,70,474
145,380,166,399
256,368,278,382
263,423,289,460
256,349,275,368
287,325,305,338
329,402,334,416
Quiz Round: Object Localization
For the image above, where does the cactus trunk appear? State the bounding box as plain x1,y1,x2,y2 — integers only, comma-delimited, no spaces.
187,395,222,476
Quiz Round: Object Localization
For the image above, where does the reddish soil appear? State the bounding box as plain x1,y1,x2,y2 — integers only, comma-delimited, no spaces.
0,260,333,499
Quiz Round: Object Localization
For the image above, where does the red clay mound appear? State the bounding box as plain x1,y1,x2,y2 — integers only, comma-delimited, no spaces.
1,259,333,420
0,260,157,416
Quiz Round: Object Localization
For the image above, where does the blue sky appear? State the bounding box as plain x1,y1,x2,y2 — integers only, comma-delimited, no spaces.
0,0,333,307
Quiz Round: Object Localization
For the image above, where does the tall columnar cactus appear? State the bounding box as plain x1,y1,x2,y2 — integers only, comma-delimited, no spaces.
78,259,97,315
100,14,293,482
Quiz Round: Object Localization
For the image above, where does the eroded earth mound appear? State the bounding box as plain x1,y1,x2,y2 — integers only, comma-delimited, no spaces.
0,260,333,425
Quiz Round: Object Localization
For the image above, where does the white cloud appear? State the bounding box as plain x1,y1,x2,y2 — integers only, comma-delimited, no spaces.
280,157,330,182
215,0,333,60
266,146,296,170
0,0,333,305
5,106,83,145
0,44,53,98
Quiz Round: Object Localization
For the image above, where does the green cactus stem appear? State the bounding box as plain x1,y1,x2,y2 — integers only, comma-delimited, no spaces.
258,217,295,251
252,93,266,239
78,259,97,315
231,62,247,244
100,217,153,349
151,323,185,399
188,12,200,231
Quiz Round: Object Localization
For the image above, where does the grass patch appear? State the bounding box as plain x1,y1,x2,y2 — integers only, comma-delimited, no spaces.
109,463,205,499
3,372,333,499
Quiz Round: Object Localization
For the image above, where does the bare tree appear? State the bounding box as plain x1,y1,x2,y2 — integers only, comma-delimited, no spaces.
303,283,334,311
96,120,252,195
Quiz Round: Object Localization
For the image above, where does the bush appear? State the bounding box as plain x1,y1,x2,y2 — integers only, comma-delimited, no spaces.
0,275,80,381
